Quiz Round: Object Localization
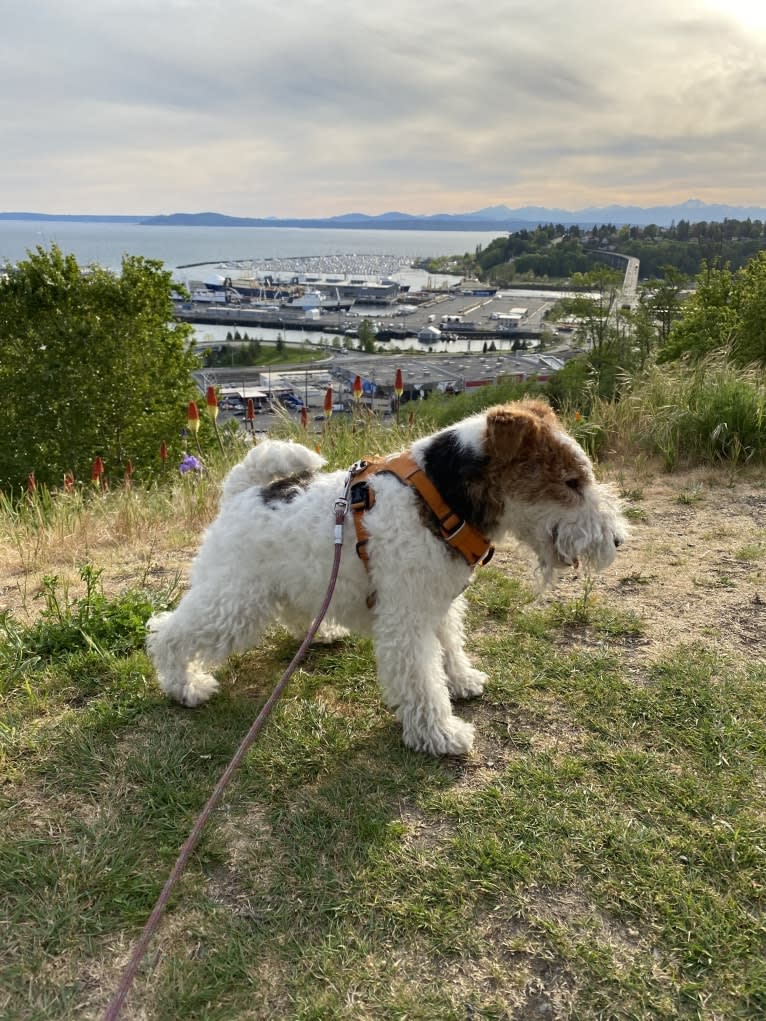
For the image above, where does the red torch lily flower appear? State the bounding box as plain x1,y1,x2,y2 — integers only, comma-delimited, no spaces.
91,456,104,487
187,400,200,434
300,406,309,428
394,367,404,424
352,375,362,401
27,471,36,493
205,385,219,421
246,398,255,423
323,386,333,418
63,472,74,493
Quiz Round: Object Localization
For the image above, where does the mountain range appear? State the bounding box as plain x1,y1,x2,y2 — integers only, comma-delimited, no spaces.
2,199,765,230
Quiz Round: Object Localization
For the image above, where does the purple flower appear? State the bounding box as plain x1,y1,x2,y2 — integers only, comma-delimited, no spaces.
179,454,203,475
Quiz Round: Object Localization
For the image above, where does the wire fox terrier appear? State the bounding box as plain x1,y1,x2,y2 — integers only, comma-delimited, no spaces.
147,401,627,756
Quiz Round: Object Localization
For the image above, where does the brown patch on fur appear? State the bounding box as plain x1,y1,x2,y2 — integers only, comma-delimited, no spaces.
260,470,314,506
480,402,593,514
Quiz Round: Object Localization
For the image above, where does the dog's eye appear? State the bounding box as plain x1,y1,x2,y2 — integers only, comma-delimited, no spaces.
565,477,581,491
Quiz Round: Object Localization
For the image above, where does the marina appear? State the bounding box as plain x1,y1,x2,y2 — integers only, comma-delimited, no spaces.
179,277,572,352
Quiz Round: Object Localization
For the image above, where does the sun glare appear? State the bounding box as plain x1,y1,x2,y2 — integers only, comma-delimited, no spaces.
703,0,766,30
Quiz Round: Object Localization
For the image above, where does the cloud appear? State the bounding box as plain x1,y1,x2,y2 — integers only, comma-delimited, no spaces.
0,0,764,214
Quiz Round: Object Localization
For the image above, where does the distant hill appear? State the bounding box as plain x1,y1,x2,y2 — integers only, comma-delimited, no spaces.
119,200,766,230
0,212,146,223
2,199,765,230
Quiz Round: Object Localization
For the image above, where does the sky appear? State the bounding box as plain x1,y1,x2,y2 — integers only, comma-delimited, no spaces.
2,0,765,218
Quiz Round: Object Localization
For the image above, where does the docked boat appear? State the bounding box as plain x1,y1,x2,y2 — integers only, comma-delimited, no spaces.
282,289,354,312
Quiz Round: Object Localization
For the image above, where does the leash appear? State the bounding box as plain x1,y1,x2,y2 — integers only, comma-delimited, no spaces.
101,480,354,1021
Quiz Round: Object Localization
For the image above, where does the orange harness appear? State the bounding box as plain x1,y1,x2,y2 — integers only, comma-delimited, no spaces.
348,450,495,572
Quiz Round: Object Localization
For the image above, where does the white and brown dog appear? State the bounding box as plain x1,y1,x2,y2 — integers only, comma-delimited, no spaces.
147,401,626,756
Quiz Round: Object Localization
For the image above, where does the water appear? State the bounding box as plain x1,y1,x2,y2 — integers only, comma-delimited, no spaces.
0,220,503,273
0,219,517,354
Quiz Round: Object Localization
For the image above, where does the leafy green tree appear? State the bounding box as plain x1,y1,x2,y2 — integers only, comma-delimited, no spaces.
660,253,766,366
0,245,199,491
640,266,687,347
357,319,377,354
563,267,624,358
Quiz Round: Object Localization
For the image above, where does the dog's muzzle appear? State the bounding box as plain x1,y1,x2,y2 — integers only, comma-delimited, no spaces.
551,524,579,569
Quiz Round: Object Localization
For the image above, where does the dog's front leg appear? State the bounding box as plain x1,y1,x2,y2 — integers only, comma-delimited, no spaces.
438,595,488,700
372,608,474,757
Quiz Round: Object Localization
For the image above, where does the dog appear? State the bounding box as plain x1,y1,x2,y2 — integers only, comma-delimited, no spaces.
147,400,626,756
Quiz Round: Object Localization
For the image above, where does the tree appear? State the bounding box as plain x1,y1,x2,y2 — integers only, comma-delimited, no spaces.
0,245,199,491
564,267,623,358
660,253,766,366
556,268,635,402
357,319,377,353
623,265,689,367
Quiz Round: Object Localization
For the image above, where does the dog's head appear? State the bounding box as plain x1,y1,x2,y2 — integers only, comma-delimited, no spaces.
420,400,627,583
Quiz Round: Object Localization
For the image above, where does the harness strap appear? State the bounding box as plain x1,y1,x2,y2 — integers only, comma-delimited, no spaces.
349,451,494,573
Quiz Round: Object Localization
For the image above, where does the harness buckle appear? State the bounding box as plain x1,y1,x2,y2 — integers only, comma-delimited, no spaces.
350,480,373,511
442,519,466,541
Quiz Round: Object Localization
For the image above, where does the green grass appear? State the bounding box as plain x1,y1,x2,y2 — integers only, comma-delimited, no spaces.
202,339,329,369
585,354,766,471
2,562,765,1020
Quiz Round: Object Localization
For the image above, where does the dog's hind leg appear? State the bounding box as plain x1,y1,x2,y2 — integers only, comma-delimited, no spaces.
147,590,270,707
438,595,487,700
371,598,474,757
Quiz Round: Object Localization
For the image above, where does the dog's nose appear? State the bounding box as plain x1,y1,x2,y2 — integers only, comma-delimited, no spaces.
614,536,623,548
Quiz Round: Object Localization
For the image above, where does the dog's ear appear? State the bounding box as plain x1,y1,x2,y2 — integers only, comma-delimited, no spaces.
518,399,558,425
485,404,547,461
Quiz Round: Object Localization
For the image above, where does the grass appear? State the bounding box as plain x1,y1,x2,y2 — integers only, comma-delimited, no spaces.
2,550,765,1019
202,339,330,369
584,354,766,471
2,395,766,1019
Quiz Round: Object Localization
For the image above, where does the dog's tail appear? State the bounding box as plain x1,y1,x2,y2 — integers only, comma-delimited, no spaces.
221,439,326,503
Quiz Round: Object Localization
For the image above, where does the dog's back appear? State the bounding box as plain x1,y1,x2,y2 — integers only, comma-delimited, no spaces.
220,440,326,504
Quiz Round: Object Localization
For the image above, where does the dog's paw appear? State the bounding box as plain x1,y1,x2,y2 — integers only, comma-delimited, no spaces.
314,623,350,644
180,666,220,707
447,667,487,700
402,714,475,757
438,717,475,756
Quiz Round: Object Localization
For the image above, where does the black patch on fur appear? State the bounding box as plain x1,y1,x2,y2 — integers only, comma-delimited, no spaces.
260,471,314,506
422,430,491,531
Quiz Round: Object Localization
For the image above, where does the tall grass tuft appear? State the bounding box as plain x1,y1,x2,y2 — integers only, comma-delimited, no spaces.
587,353,766,470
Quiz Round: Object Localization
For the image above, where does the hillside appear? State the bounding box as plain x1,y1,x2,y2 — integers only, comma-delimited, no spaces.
1,459,765,1020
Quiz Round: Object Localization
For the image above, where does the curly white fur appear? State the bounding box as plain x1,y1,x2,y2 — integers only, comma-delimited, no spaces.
148,409,626,757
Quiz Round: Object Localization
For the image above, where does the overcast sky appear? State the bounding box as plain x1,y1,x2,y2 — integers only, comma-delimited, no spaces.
2,0,765,217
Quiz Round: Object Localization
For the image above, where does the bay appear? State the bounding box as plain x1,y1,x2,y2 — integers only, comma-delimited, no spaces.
0,221,503,274
0,220,520,354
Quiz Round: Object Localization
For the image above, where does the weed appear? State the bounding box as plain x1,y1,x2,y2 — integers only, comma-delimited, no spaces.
624,506,649,522
736,542,766,562
17,564,178,667
619,572,654,587
677,484,705,505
